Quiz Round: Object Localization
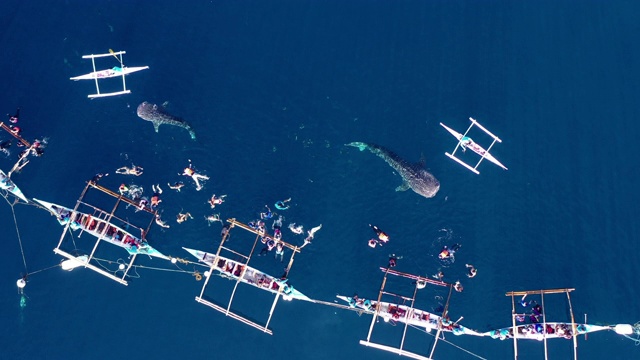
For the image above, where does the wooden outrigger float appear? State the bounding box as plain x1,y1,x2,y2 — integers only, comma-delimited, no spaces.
192,218,303,335
37,180,166,286
355,266,472,360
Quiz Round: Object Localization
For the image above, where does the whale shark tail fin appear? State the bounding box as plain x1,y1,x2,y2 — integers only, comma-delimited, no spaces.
346,142,368,151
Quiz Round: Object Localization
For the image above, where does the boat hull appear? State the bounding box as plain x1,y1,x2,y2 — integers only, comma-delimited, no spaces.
337,295,483,336
485,323,611,340
33,198,168,260
70,66,149,81
183,247,310,301
0,169,28,202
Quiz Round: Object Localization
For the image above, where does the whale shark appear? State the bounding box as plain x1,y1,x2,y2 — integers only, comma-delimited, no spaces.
346,142,440,199
137,102,196,140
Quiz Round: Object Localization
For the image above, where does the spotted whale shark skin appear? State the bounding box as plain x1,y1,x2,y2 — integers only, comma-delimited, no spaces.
346,142,440,199
137,101,196,140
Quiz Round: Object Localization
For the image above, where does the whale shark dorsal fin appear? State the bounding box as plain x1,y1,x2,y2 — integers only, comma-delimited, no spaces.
395,182,410,192
152,121,160,133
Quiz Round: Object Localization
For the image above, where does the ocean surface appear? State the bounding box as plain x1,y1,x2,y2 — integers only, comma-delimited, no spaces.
1,1,639,359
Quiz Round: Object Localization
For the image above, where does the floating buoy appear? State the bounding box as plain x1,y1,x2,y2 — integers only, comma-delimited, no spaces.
204,271,211,278
118,264,125,271
171,257,177,264
16,278,26,289
614,324,634,335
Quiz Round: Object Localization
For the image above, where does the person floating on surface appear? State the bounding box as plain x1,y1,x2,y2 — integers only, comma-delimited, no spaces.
274,198,291,210
369,224,389,243
168,181,185,192
260,205,273,219
181,160,209,191
301,224,322,248
208,194,227,209
465,264,477,278
115,165,143,176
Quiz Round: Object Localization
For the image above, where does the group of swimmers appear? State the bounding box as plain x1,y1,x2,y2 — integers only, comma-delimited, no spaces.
112,159,221,229
1,109,47,178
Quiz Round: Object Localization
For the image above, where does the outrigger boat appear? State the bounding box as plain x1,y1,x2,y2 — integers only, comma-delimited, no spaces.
440,117,507,174
34,198,167,259
184,247,310,301
349,265,479,360
337,295,482,336
36,181,168,286
0,169,28,202
70,50,149,98
192,218,304,335
496,288,640,360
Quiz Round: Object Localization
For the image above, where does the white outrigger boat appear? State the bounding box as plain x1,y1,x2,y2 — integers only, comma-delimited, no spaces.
486,322,617,341
191,218,305,335
0,169,28,202
34,198,168,260
440,117,507,174
337,295,482,336
70,50,149,99
184,247,310,302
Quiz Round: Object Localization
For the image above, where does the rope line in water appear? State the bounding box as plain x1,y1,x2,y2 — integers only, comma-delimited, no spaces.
3,193,28,274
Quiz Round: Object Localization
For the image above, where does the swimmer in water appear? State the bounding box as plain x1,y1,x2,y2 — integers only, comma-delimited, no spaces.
155,214,170,229
465,264,477,278
454,281,464,292
260,205,273,219
176,211,193,224
369,224,389,243
288,223,304,235
208,194,227,209
205,214,222,226
8,108,19,124
274,198,291,210
181,160,209,191
168,181,185,192
301,224,322,248
116,164,143,176
118,183,129,195
150,184,162,209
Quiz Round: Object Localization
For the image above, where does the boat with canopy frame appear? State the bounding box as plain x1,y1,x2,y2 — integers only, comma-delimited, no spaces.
37,180,167,286
355,265,474,360
192,218,304,335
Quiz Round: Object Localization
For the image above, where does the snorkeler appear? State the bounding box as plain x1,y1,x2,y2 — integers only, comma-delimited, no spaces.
176,211,193,224
181,160,209,191
115,164,143,176
260,205,273,219
465,264,477,278
155,214,170,229
208,194,227,209
8,108,19,124
118,183,129,195
369,224,389,243
274,198,291,210
205,214,222,226
438,244,461,260
288,223,304,235
168,181,185,192
150,184,163,208
301,224,322,248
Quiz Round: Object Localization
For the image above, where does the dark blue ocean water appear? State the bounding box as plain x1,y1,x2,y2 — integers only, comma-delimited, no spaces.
1,1,639,359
